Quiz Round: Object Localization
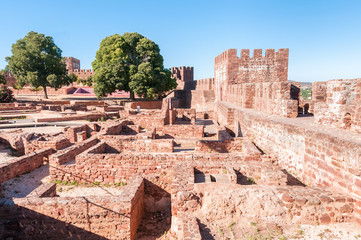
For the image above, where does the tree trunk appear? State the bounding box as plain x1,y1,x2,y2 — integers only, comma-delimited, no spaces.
129,91,135,100
43,86,48,99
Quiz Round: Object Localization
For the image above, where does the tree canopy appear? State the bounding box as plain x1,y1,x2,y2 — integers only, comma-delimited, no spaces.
6,31,72,99
92,32,177,99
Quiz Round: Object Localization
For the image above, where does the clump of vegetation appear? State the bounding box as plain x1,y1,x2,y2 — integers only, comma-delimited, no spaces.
114,181,127,187
247,178,256,184
6,31,74,99
218,227,224,238
0,84,15,103
301,88,312,100
92,32,177,100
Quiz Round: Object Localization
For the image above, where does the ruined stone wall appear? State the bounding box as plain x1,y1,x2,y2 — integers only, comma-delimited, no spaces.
194,139,243,153
171,163,356,236
0,177,145,240
100,137,174,153
9,86,75,95
125,101,162,109
24,136,71,154
159,125,204,138
0,148,53,184
49,138,99,165
50,152,259,184
313,79,361,133
312,81,327,102
36,112,117,123
213,48,298,117
216,101,361,224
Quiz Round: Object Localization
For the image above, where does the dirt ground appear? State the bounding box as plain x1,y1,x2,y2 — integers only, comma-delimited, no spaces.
197,217,361,239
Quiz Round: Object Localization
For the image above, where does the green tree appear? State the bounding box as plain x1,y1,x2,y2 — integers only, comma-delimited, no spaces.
76,75,93,87
6,31,73,99
92,32,177,99
0,68,10,84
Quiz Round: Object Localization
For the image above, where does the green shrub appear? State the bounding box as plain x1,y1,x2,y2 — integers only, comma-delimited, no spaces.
0,84,15,103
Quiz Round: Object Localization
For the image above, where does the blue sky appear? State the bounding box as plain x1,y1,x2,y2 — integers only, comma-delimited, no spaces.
1,0,361,82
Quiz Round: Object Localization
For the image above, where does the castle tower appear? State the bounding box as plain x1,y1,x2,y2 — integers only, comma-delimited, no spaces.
64,57,81,73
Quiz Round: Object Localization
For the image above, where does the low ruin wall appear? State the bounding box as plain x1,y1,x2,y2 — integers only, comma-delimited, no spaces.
160,125,204,138
125,101,162,109
49,138,99,165
0,148,53,187
24,136,71,154
36,113,118,123
101,136,174,153
0,177,145,240
50,152,260,185
194,138,243,153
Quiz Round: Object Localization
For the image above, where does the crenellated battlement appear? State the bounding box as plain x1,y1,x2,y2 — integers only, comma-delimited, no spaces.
74,69,93,73
194,78,215,90
215,48,289,64
171,66,194,82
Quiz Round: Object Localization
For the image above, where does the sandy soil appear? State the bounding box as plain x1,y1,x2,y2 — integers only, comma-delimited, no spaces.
57,185,124,197
2,126,66,134
288,223,361,240
198,218,361,240
0,144,15,164
1,163,125,198
2,164,51,198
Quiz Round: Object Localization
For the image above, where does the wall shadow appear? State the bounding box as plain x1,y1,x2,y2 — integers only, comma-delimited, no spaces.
0,203,108,240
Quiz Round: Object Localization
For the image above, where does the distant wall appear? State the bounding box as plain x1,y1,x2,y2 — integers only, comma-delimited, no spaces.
212,48,298,118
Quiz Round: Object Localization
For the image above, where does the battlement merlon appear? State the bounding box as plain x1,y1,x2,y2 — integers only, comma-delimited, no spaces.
171,66,194,82
215,48,289,62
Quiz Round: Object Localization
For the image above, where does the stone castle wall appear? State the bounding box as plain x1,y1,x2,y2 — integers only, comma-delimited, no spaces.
210,48,298,117
313,78,361,133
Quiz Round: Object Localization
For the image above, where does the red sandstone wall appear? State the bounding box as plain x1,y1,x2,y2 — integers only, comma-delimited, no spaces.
213,48,297,118
24,136,71,154
9,86,75,95
100,136,174,153
50,152,259,185
216,101,361,224
194,139,243,153
73,69,94,79
194,78,215,90
171,67,194,82
313,79,361,133
0,148,53,184
125,101,162,109
159,125,204,138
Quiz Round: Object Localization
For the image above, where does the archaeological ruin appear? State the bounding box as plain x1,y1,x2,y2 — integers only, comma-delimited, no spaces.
1,48,361,239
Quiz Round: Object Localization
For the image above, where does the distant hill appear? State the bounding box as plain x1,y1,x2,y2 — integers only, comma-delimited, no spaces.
288,80,312,88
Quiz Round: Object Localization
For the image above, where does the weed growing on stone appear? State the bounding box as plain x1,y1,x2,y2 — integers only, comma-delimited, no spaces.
218,227,224,238
228,222,236,238
247,178,256,184
70,181,78,186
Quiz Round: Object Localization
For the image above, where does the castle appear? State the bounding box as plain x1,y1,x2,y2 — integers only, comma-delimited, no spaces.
0,48,360,239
